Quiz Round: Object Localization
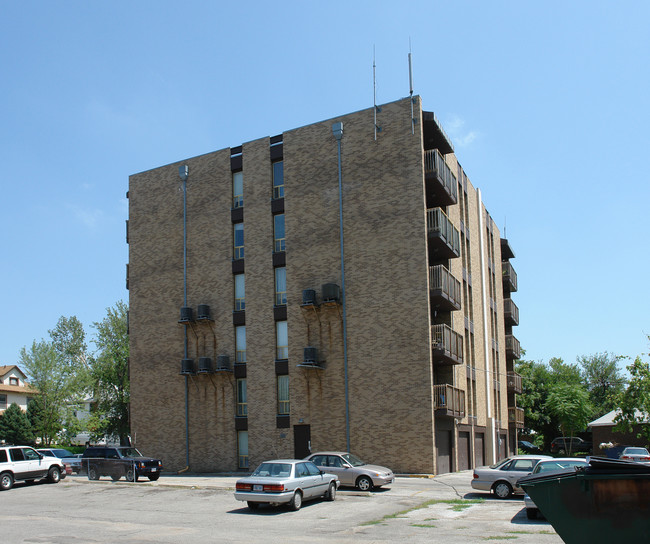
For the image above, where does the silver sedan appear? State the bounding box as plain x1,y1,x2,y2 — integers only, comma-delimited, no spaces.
305,452,394,491
471,455,551,499
234,459,339,511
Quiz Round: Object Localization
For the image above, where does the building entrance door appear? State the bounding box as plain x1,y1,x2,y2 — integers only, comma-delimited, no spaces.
294,425,311,459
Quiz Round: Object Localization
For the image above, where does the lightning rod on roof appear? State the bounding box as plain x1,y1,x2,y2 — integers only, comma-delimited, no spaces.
408,39,415,134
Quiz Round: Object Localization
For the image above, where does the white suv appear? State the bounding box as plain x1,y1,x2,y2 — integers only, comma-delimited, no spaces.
0,445,66,491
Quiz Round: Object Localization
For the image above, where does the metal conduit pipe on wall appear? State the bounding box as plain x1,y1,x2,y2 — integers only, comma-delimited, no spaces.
179,165,190,472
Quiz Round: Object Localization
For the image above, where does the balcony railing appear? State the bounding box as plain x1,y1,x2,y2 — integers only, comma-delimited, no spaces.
508,407,525,428
429,265,461,311
505,334,521,360
427,208,460,260
424,149,458,206
507,371,523,394
431,324,463,365
503,298,519,327
502,261,518,293
433,384,465,418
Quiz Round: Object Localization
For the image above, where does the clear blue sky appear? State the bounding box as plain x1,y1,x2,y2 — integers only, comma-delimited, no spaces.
2,1,649,370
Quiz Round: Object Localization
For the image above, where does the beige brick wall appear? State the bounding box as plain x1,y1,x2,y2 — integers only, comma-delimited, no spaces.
128,96,514,474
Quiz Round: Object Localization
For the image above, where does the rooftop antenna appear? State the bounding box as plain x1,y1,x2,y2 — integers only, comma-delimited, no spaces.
408,39,415,134
373,46,381,140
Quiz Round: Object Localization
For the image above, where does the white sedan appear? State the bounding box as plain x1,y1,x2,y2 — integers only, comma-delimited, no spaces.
234,459,339,511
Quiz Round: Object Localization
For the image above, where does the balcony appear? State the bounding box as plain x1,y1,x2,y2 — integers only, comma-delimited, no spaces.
507,371,523,394
427,208,460,261
425,149,457,206
508,407,525,428
431,324,463,366
433,384,465,418
503,298,519,327
501,238,515,260
429,265,461,312
422,111,454,154
502,261,518,293
505,334,521,360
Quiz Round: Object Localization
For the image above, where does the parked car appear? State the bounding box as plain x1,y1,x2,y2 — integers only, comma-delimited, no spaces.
81,446,162,482
549,437,591,455
0,445,66,491
37,448,82,474
305,451,394,491
471,455,551,499
234,459,339,511
619,447,650,464
518,441,541,454
521,458,589,519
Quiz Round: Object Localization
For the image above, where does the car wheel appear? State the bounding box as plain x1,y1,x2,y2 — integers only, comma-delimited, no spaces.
493,481,513,499
111,473,122,481
326,481,337,501
125,468,138,482
247,501,260,510
47,466,61,484
526,508,538,520
288,490,302,511
148,473,160,481
356,476,373,492
0,472,13,491
88,466,100,480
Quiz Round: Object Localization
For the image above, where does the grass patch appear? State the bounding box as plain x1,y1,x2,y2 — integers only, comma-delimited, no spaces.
506,530,554,535
361,498,484,526
411,523,436,528
481,537,518,541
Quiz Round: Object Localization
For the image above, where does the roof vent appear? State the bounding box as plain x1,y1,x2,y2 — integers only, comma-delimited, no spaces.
321,283,340,303
179,307,194,323
180,359,195,375
198,357,213,374
216,355,231,370
302,289,317,306
197,304,212,321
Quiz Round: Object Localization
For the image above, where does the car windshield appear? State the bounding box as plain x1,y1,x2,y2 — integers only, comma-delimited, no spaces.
118,448,143,458
534,460,586,473
341,453,365,467
489,457,513,469
251,462,292,478
50,449,74,458
625,448,649,455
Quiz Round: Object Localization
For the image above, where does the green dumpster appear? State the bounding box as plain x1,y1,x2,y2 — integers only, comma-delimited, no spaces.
519,457,650,544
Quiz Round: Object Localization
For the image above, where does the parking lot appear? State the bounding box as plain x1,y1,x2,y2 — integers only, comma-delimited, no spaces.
0,471,562,543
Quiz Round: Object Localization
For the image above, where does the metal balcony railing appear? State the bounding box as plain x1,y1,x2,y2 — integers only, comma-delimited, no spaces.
427,208,461,258
508,407,525,428
429,265,461,310
502,261,518,293
433,384,465,418
431,324,464,365
507,371,522,394
424,149,458,204
503,298,519,327
505,334,521,360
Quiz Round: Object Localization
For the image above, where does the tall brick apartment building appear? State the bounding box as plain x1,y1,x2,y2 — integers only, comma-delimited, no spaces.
127,96,522,474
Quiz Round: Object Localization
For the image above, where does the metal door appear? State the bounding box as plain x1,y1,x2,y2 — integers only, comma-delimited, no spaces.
293,425,311,459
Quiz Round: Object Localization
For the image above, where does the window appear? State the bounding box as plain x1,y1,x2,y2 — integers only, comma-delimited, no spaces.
9,377,18,386
236,326,246,363
237,379,247,416
274,214,285,252
275,267,287,306
0,394,6,409
234,223,244,260
276,321,288,360
272,161,284,199
277,375,290,415
238,430,249,469
233,171,243,208
234,274,245,311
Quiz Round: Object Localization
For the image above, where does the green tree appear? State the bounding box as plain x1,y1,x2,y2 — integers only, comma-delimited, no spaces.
614,349,650,444
546,384,593,454
87,301,130,445
578,352,626,417
0,403,34,445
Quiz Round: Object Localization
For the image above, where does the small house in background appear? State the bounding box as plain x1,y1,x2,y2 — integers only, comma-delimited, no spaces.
0,365,37,413
589,409,650,458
